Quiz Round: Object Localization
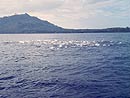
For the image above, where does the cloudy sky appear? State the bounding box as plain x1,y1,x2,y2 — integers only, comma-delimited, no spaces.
0,0,130,28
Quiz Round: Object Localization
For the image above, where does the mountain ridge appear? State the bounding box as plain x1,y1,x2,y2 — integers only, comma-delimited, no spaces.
0,13,63,33
0,13,130,33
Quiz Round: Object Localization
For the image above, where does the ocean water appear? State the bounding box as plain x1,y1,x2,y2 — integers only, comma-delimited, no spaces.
0,33,130,98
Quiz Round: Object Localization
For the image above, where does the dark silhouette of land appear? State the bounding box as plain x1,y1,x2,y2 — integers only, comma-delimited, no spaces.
0,13,130,33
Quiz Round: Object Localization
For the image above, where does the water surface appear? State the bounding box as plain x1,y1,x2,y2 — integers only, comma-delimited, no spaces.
0,33,130,98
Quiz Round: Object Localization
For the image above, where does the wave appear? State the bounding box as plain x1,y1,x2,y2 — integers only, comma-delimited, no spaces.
0,40,129,50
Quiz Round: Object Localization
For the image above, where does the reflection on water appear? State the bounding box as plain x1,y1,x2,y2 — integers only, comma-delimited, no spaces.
0,33,130,98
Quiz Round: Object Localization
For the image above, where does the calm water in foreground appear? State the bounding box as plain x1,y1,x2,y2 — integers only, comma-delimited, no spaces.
0,33,130,98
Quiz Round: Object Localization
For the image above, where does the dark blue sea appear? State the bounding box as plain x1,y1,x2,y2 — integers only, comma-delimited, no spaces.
0,33,130,98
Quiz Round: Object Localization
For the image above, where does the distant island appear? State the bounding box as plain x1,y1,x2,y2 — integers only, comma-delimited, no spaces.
0,13,130,33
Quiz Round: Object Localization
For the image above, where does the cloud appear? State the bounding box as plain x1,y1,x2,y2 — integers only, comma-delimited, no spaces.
0,0,129,28
0,0,63,14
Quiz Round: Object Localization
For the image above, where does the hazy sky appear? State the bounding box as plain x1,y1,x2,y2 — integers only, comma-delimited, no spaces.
0,0,130,28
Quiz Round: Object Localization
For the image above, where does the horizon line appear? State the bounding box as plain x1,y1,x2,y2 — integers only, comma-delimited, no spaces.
0,13,130,30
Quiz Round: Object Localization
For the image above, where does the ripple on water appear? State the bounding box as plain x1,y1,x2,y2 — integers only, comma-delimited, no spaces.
1,40,128,50
0,76,15,81
0,38,130,98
